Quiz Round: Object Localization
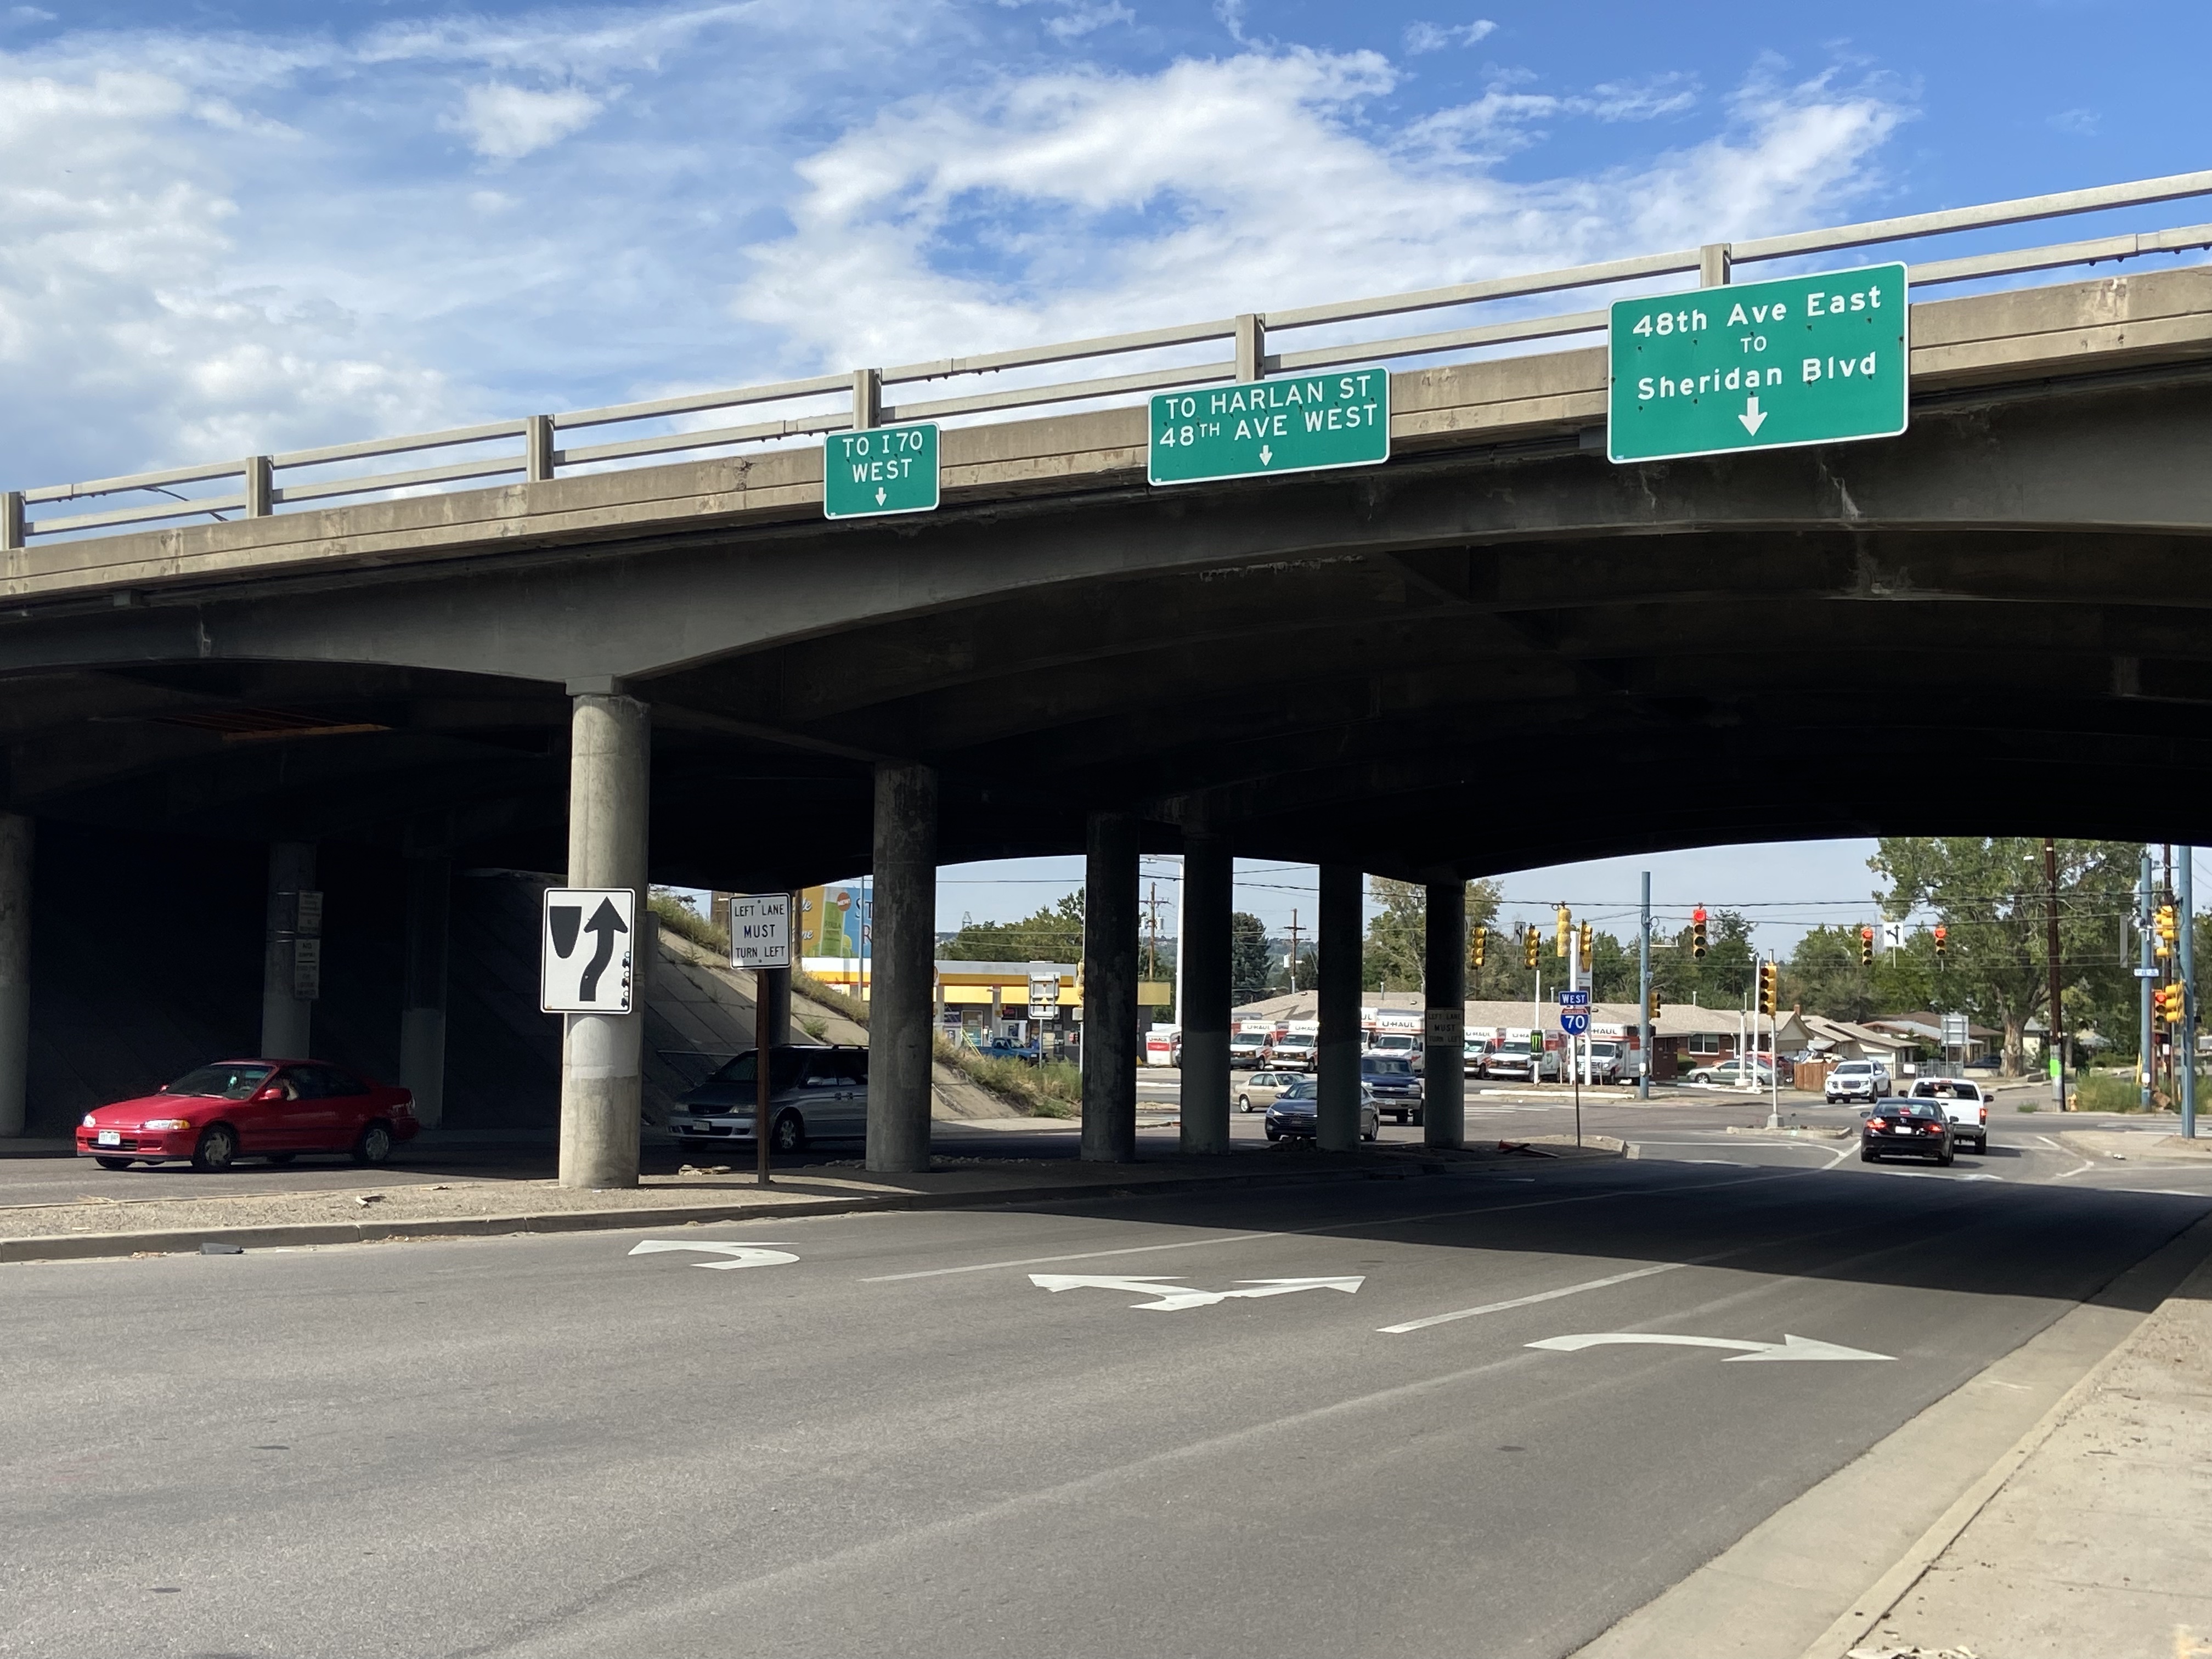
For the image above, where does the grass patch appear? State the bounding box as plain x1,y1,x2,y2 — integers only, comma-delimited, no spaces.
935,1037,1082,1117
2069,1069,2168,1113
648,891,729,956
792,970,869,1029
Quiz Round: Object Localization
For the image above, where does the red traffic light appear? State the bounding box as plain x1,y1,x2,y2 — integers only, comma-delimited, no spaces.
1691,906,1708,926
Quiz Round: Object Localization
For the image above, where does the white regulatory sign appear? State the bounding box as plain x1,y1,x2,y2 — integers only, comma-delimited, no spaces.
730,893,792,969
541,887,636,1013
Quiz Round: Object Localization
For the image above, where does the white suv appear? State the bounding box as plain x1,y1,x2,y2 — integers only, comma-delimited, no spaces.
1825,1059,1883,1105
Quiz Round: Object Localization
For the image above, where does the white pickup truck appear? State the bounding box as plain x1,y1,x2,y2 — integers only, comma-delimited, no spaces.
1909,1076,1989,1154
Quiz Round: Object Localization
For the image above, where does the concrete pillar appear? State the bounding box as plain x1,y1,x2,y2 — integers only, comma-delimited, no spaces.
1316,864,1362,1152
866,764,936,1173
399,857,451,1129
558,691,650,1189
1424,878,1466,1149
0,814,30,1138
261,840,316,1059
1082,811,1140,1163
1179,832,1231,1155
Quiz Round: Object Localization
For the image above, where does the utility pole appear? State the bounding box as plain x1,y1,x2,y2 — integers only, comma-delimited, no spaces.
2139,848,2154,1110
1143,881,1162,981
1286,910,1302,994
2045,838,2066,1113
1639,871,1652,1101
2182,846,2198,1139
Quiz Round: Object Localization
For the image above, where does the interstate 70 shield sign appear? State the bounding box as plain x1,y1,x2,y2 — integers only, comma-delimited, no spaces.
541,887,636,1013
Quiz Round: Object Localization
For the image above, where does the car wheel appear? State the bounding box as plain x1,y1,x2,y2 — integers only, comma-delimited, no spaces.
770,1110,806,1154
1937,1148,1955,1167
266,1153,296,1165
1237,1094,1251,1112
1362,1119,1379,1142
192,1125,238,1172
1265,1128,1280,1142
352,1120,393,1166
1411,1108,1424,1126
1860,1147,1878,1163
94,1155,133,1171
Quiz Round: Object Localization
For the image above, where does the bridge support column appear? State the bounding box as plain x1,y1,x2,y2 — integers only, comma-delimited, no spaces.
866,765,936,1174
399,857,450,1129
1317,864,1362,1152
1424,878,1465,1149
261,840,315,1059
559,690,649,1189
0,814,30,1138
1082,811,1139,1162
1178,832,1231,1155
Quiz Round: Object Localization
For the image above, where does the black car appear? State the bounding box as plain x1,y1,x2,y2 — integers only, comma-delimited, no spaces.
1265,1079,1381,1143
1361,1055,1424,1124
1859,1099,1956,1166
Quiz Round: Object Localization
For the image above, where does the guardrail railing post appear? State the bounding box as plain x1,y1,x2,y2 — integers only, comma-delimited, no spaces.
243,456,273,517
526,415,555,482
1235,314,1265,382
1699,242,1733,287
851,368,881,430
1,492,22,552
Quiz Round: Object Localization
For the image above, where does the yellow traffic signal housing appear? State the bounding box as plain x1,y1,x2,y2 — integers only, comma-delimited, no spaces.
1470,928,1487,970
1578,921,1593,961
1523,926,1539,970
2157,982,2186,1024
1691,905,1708,959
1555,906,1571,958
1757,962,1779,1017
2155,904,2179,959
1859,926,1875,966
1646,989,1662,1024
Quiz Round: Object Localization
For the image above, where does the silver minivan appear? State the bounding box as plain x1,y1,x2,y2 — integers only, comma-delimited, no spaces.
670,1045,868,1153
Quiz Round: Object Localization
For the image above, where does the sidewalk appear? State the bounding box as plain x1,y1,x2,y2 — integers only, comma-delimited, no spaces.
1829,1246,2212,1659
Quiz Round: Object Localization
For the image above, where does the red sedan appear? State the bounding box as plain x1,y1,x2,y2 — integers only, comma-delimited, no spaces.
76,1059,418,1171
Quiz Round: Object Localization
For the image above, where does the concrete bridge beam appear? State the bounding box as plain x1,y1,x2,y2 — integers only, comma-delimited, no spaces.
866,764,936,1175
1081,811,1139,1163
1424,878,1465,1149
558,690,650,1189
261,841,315,1060
399,857,450,1130
1178,832,1231,1155
0,814,30,1138
1317,864,1362,1152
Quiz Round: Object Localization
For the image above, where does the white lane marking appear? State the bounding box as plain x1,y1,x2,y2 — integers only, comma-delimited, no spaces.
1685,1159,1748,1167
1029,1273,1362,1312
629,1240,798,1269
2034,1135,2063,1152
2055,1160,2096,1180
864,1230,1284,1283
1379,1261,1687,1334
1527,1330,1893,1363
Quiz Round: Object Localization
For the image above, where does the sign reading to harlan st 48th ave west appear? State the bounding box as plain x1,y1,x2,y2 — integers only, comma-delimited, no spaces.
1607,263,1908,464
1149,369,1390,486
822,423,940,520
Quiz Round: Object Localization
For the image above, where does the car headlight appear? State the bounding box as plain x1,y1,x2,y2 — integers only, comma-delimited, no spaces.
140,1118,194,1132
82,1114,98,1129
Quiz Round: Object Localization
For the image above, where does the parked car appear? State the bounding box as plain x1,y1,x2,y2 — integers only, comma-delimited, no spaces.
1263,1078,1381,1143
1480,1037,1560,1082
1860,1099,1957,1165
975,1035,1041,1065
1909,1076,1990,1153
76,1059,417,1171
670,1045,868,1152
1236,1071,1298,1113
1824,1059,1884,1105
1964,1053,2001,1073
1688,1057,1776,1088
1361,1054,1425,1124
1271,1033,1320,1072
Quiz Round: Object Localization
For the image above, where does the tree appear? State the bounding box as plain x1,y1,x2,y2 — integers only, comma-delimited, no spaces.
1361,878,1503,992
1230,911,1273,1005
939,893,1084,962
1650,907,1758,1009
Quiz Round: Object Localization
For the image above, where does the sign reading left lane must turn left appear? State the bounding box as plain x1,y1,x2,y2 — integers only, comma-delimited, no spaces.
541,887,636,1013
823,423,940,520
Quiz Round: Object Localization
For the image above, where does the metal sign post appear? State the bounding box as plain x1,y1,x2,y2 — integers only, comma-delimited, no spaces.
1560,990,1591,1148
731,893,794,1187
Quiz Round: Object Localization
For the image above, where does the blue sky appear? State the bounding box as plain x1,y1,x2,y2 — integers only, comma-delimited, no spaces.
4,0,2204,945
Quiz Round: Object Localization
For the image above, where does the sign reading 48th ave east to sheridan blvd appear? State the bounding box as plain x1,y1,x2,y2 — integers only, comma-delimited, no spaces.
1607,263,1907,464
822,423,940,520
1149,369,1389,486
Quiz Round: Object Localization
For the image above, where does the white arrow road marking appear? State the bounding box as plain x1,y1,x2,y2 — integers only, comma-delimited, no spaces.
1528,1331,1893,1362
629,1240,799,1270
1029,1273,1362,1311
1738,394,1768,435
1257,444,1273,465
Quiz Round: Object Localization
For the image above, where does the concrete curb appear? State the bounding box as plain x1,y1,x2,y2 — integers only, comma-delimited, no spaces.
1797,1210,2212,1659
0,1160,1434,1265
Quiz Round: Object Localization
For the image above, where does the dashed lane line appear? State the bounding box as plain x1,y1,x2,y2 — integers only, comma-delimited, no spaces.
1376,1261,1691,1334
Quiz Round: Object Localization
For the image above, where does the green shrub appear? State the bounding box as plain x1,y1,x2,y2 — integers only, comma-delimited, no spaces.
648,891,729,956
2070,1070,2151,1113
792,970,869,1028
935,1037,1081,1116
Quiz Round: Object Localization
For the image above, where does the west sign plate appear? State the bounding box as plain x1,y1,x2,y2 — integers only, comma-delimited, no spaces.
1608,263,1907,464
1149,369,1389,486
823,423,940,520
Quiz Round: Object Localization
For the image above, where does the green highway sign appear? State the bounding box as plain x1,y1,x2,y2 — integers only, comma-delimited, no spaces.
823,422,940,520
1607,262,1907,464
1149,368,1389,487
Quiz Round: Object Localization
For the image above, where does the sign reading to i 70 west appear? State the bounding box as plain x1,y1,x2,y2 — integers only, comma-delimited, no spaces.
1149,369,1389,486
1607,263,1907,464
823,423,940,520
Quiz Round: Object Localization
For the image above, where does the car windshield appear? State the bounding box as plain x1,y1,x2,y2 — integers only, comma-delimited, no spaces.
160,1064,274,1100
704,1049,813,1091
1588,1043,1619,1058
1837,1063,1872,1074
1363,1058,1412,1076
1277,1080,1317,1100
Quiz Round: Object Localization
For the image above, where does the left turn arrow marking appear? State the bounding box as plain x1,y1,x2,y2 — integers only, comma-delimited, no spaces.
629,1240,798,1270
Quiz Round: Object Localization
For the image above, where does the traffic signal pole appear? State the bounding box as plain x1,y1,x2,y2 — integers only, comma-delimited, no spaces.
2140,849,2155,1110
2183,846,2198,1139
1638,871,1652,1101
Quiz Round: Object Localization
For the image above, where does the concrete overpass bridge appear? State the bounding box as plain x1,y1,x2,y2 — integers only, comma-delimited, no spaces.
4,172,2210,1181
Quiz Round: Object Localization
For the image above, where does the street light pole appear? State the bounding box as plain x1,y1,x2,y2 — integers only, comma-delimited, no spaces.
1638,871,1652,1102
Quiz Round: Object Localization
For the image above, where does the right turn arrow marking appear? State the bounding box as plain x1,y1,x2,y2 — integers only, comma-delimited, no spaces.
1528,1330,1892,1362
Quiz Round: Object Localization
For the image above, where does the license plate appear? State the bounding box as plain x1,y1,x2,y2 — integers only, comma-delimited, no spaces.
96,1130,120,1146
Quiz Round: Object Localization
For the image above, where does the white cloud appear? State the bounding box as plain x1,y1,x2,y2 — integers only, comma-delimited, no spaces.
2048,106,2098,137
1000,0,1135,41
1403,19,1496,55
449,82,605,159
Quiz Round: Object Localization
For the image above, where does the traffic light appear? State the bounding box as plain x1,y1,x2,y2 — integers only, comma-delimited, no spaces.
1523,925,1539,970
2155,904,2179,960
1646,987,1662,1024
1470,927,1487,970
1933,924,1947,963
1757,962,1779,1017
1578,921,1593,962
2156,982,2185,1024
1691,906,1709,959
1860,925,1875,966
1555,906,1571,958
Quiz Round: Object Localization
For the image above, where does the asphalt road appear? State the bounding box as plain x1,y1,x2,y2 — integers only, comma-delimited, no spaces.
6,1144,2209,1657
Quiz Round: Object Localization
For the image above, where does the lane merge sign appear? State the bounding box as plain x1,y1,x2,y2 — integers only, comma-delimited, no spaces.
1149,368,1389,486
1607,262,1907,464
541,887,636,1013
823,422,940,520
